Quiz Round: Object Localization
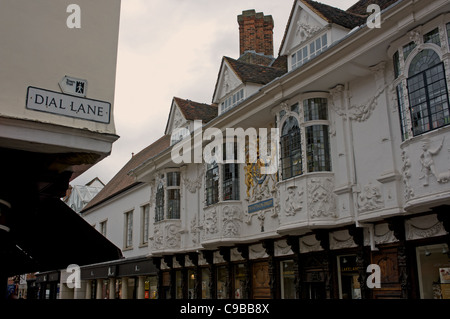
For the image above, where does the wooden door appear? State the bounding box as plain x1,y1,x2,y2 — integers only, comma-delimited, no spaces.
252,262,270,299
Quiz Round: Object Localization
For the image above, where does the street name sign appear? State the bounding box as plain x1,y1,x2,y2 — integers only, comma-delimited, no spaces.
26,86,111,124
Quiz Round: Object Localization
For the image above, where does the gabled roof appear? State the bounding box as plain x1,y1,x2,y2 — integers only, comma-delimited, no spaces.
346,0,401,15
303,0,366,29
224,56,286,85
173,97,217,123
81,135,171,212
237,51,275,67
279,0,367,56
212,56,286,104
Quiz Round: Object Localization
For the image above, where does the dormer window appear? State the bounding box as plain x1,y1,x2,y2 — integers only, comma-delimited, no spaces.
291,33,328,70
221,88,244,113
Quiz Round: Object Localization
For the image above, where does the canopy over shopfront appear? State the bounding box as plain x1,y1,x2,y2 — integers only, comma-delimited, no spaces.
0,147,123,297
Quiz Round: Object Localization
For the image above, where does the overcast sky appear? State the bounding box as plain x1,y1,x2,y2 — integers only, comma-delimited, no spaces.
72,0,359,186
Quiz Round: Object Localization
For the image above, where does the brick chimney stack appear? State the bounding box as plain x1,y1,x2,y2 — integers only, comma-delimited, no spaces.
238,10,274,57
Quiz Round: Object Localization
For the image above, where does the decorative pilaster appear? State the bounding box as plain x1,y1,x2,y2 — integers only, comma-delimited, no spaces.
176,254,187,299
286,236,302,299
388,217,409,299
262,239,276,299
163,255,175,299
188,252,200,299
219,247,232,299
202,250,216,298
315,230,332,299
349,226,370,299
236,245,250,299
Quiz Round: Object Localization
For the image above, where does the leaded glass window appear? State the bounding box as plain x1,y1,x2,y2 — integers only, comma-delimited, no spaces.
423,28,441,46
155,182,165,222
304,98,328,121
306,125,331,172
206,161,219,205
280,116,302,180
407,50,449,135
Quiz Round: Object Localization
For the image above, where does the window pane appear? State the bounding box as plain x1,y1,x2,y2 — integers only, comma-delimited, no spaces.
408,49,441,77
396,84,409,140
168,189,180,219
167,172,180,187
306,125,331,172
393,51,400,78
423,28,441,46
223,163,239,201
403,41,416,61
155,183,164,222
304,98,328,121
280,116,302,180
447,23,450,49
407,62,450,135
206,162,219,205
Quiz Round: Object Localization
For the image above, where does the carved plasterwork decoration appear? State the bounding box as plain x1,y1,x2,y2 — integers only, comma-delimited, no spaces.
244,136,278,204
364,223,398,246
285,185,303,216
330,62,396,122
275,240,294,257
150,221,182,250
330,230,357,250
249,244,269,259
203,208,218,235
307,177,337,219
356,181,384,213
300,234,323,253
166,223,182,249
405,215,448,240
151,224,164,250
295,10,323,42
222,205,243,237
190,215,201,244
184,170,204,194
172,106,186,131
401,149,414,200
419,137,447,186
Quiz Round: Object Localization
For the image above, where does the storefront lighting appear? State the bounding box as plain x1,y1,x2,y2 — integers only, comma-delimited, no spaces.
425,247,431,256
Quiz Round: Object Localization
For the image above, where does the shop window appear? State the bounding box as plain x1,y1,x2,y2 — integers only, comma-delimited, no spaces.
234,263,246,299
201,268,211,299
175,270,183,299
188,269,196,299
416,244,450,299
217,266,228,299
144,276,158,299
280,260,296,299
280,116,302,180
337,255,361,299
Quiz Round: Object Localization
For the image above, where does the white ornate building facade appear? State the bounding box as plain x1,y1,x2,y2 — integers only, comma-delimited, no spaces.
77,0,450,299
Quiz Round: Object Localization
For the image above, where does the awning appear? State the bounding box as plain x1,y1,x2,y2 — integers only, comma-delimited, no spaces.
4,197,122,277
